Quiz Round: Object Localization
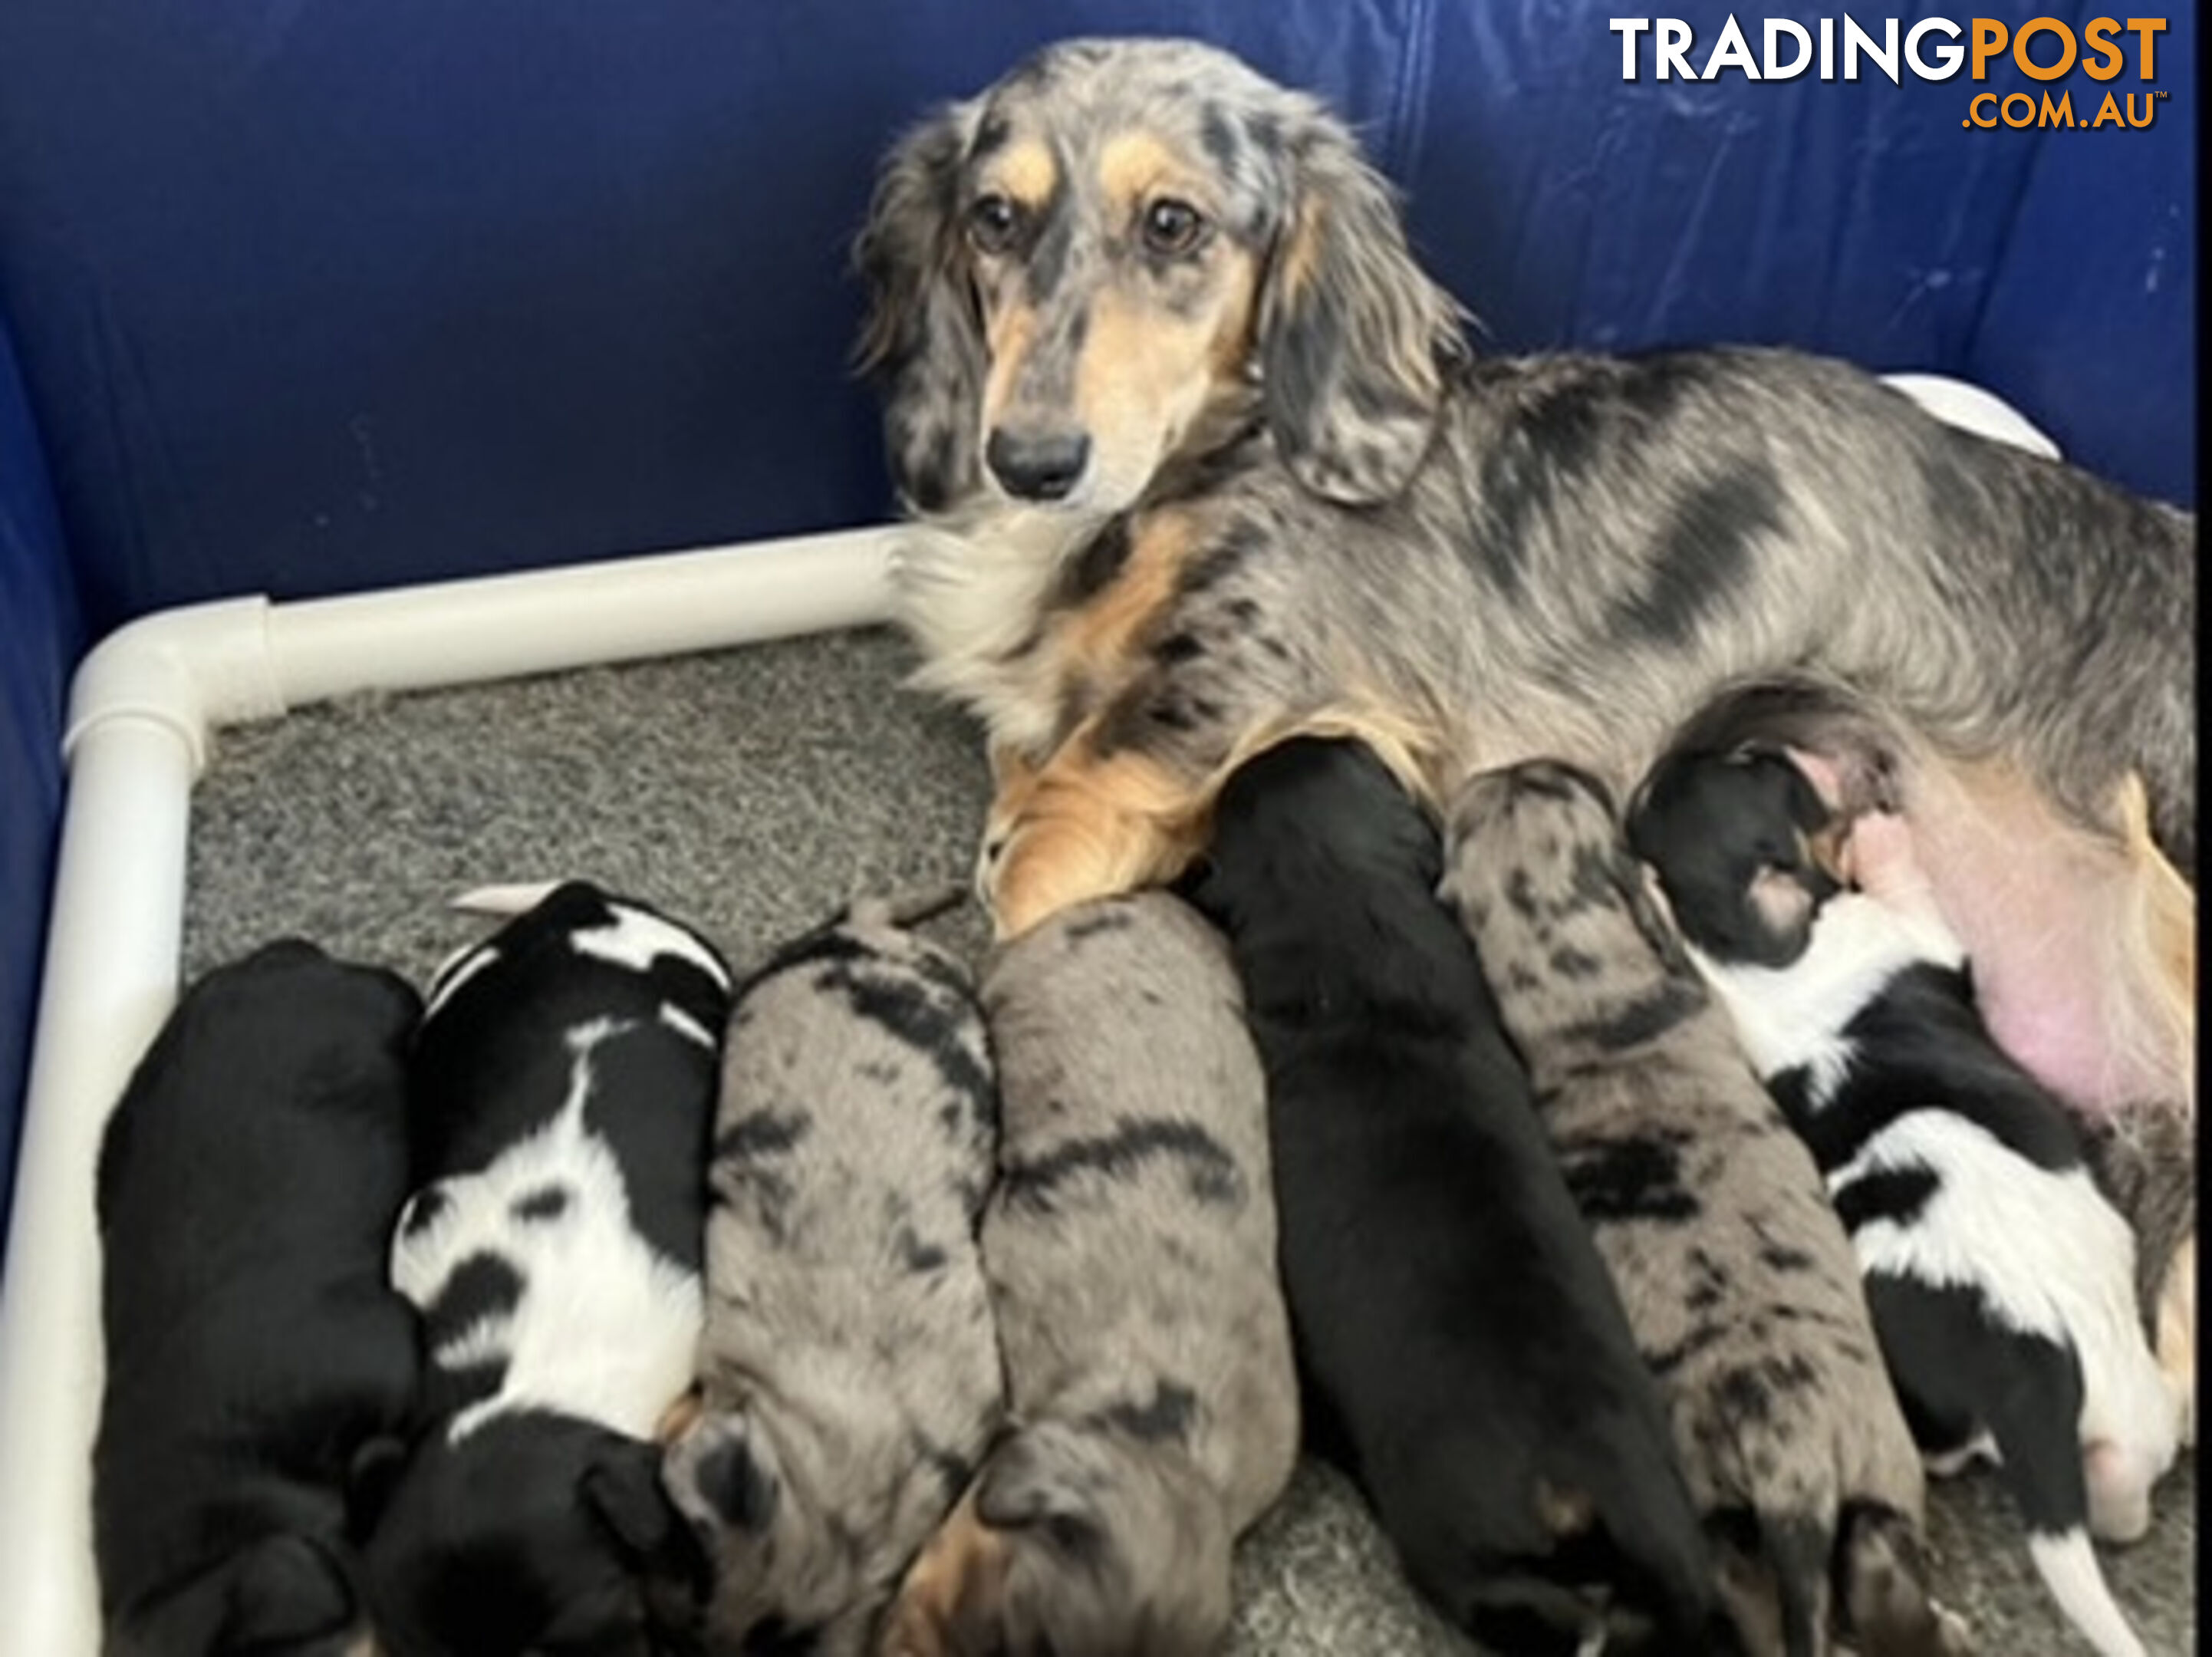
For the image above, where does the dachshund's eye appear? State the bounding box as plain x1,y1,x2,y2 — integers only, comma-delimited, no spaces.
966,194,1022,255
1141,197,1209,257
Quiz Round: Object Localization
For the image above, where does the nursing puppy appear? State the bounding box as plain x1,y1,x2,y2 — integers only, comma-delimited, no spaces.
1183,737,1720,1655
1628,748,2181,1657
661,896,1002,1655
94,940,421,1657
884,891,1299,1656
1442,761,1955,1657
365,881,732,1657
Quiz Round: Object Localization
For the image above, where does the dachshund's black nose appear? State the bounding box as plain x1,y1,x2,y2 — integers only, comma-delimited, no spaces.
986,429,1090,501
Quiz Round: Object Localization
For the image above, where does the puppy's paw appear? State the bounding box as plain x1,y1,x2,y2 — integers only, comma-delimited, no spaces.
973,819,1013,910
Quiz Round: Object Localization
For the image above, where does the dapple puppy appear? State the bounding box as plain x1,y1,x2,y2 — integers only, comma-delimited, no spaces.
1187,737,1721,1655
1442,761,1958,1657
663,896,1002,1655
94,940,421,1657
1629,746,2180,1657
364,881,731,1657
884,891,1299,1656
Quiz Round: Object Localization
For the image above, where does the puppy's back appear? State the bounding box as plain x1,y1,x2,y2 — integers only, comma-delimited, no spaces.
94,940,421,1650
1192,739,1718,1652
982,891,1297,1520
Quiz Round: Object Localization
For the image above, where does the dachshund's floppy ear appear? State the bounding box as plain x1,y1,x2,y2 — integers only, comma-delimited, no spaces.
854,100,989,513
1256,108,1466,507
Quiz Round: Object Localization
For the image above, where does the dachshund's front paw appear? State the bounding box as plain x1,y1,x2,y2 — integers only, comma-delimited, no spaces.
973,813,1017,912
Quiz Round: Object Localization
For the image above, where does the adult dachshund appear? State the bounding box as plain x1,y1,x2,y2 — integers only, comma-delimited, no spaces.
854,35,2195,1349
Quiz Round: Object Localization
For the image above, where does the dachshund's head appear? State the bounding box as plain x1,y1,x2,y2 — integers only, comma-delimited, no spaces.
855,38,1465,516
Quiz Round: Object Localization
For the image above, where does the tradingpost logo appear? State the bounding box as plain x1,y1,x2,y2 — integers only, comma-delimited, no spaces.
1608,15,2171,129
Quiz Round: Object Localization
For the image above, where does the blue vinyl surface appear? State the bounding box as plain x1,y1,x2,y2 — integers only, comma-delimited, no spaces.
0,0,2195,1236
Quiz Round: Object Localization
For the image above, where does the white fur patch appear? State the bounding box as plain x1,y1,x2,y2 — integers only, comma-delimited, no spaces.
571,904,732,993
1692,891,1962,1106
391,1018,703,1444
2025,1529,2145,1657
424,941,502,1021
890,511,1099,753
659,1000,716,1049
1836,1113,2128,1349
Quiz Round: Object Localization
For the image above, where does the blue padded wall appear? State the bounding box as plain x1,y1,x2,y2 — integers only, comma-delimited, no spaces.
0,319,81,1232
0,1,2193,640
0,2,2194,1231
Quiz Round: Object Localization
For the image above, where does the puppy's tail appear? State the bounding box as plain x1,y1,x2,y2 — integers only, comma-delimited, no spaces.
1759,1510,1834,1657
1835,1502,1973,1657
449,880,570,915
2026,1528,2145,1657
842,881,969,931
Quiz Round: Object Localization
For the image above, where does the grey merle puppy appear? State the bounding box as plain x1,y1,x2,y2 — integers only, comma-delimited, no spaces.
1440,761,1962,1657
662,895,1004,1656
883,891,1299,1656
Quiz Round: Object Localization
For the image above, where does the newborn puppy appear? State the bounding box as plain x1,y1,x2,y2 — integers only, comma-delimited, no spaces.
1186,738,1720,1655
94,940,422,1656
366,881,732,1657
884,892,1299,1656
662,896,1002,1655
1443,761,1957,1657
1631,747,2180,1657
2082,1107,2197,1448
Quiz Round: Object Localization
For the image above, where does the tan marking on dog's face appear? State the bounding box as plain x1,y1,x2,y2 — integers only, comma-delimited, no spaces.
992,140,1059,212
1070,251,1259,506
879,1498,1012,1655
964,113,1269,513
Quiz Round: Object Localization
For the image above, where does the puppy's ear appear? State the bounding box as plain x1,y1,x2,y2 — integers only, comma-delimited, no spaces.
1256,104,1466,506
854,100,989,512
661,1412,782,1544
219,1533,358,1648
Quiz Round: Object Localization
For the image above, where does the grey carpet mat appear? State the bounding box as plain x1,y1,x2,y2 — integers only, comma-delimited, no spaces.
183,624,2197,1655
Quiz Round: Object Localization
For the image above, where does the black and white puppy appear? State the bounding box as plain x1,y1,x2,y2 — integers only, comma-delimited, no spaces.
364,881,732,1657
1185,737,1720,1655
94,939,422,1657
1629,749,2181,1657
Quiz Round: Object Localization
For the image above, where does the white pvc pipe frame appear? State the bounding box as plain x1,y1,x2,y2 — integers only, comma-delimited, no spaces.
0,523,903,1654
0,376,2059,1654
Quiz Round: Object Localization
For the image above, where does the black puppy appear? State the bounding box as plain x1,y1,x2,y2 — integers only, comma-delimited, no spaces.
94,939,422,1656
364,881,731,1657
1183,738,1720,1655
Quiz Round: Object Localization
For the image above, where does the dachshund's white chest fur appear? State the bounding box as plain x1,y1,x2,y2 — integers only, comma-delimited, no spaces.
891,511,1101,756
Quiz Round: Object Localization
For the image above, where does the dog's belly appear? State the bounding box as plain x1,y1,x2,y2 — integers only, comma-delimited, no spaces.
1897,772,2189,1120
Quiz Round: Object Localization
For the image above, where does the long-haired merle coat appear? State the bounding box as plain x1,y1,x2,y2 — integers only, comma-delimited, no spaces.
853,35,2196,1350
